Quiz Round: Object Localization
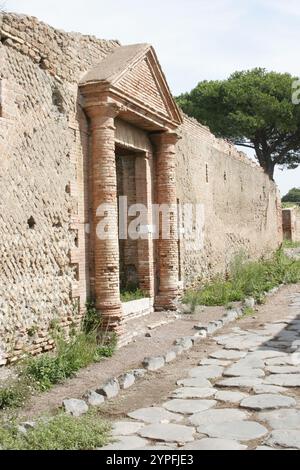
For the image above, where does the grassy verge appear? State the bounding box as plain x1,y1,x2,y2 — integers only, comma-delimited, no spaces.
183,249,300,310
0,411,111,450
0,303,117,410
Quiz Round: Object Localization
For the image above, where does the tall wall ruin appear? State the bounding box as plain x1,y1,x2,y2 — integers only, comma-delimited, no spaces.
0,13,282,364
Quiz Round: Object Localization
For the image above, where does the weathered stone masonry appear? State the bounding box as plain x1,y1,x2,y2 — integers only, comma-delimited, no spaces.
0,13,282,363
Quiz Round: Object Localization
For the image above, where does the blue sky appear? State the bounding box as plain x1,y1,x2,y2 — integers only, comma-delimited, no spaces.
4,0,300,195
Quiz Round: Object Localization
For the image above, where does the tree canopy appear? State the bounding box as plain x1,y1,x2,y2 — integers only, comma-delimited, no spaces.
177,68,300,179
282,187,300,204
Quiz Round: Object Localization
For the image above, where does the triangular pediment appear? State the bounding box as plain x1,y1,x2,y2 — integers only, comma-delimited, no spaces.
80,44,182,128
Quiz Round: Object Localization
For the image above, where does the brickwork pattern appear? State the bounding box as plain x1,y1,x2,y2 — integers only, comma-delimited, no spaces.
0,13,119,363
176,116,282,286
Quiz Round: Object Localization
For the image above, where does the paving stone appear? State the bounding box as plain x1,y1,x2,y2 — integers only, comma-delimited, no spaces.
177,377,212,388
62,399,89,417
174,337,193,350
199,358,232,366
163,399,216,415
200,420,268,441
247,350,287,360
267,430,300,450
244,297,255,308
222,310,239,322
264,374,300,387
240,394,296,410
259,409,300,430
165,350,177,363
189,408,248,427
210,350,247,360
100,435,148,450
171,387,216,399
188,365,224,379
132,369,147,378
118,372,135,389
207,321,223,334
266,365,300,374
215,390,248,404
182,438,247,450
83,390,105,407
252,384,286,394
112,421,144,436
234,356,265,368
143,356,165,371
138,423,195,443
216,377,263,388
223,365,265,378
128,407,183,424
265,357,295,366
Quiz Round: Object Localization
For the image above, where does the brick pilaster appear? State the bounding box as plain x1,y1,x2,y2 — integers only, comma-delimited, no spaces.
151,132,181,310
85,102,123,333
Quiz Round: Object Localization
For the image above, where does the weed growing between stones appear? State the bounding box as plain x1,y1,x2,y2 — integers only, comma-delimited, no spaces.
183,249,300,309
0,411,111,450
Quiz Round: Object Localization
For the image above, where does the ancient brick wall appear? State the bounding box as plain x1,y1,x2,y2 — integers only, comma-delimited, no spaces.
0,13,283,363
176,117,282,286
0,12,119,364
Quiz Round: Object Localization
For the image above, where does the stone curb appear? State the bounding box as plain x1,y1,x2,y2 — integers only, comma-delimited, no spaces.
60,289,282,414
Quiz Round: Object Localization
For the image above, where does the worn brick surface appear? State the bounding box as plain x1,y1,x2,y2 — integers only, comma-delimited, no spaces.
0,12,282,362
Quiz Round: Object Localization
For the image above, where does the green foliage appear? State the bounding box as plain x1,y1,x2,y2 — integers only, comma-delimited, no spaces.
177,68,300,178
24,332,99,391
120,288,146,302
0,412,111,450
183,250,300,309
282,239,300,248
282,187,300,204
242,307,255,318
0,377,32,410
82,300,101,334
24,328,116,392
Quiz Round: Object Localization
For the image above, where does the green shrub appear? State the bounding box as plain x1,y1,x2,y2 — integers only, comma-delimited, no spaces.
25,331,104,391
0,412,112,450
82,300,100,334
0,377,32,410
120,288,146,302
183,249,300,309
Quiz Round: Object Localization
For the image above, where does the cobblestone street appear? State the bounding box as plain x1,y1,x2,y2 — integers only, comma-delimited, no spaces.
102,291,300,450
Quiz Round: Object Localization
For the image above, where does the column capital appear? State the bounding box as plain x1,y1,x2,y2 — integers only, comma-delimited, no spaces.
150,131,181,147
84,101,122,120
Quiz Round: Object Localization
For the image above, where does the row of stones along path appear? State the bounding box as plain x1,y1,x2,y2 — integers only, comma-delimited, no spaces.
101,290,300,450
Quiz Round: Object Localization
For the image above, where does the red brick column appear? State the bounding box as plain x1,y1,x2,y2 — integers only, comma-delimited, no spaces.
135,152,155,298
86,102,123,333
151,132,180,310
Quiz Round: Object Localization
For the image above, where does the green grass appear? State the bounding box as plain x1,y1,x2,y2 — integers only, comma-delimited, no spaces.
120,288,147,302
282,240,300,249
0,412,112,450
241,307,255,318
183,249,300,310
0,302,117,409
0,376,33,410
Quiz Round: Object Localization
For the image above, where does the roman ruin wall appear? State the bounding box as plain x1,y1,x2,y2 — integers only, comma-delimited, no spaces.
0,13,283,363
